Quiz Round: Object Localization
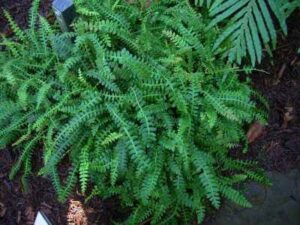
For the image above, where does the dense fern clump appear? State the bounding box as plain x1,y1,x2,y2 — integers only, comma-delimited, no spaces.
1,0,269,224
196,0,300,65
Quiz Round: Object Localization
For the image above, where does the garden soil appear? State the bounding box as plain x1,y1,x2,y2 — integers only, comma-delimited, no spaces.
204,10,300,225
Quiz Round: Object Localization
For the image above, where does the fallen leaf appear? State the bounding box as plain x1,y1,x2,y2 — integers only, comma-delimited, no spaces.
282,107,294,128
17,210,21,224
0,202,7,217
247,122,265,143
290,56,298,66
40,203,52,216
25,206,35,224
273,63,286,85
41,202,52,209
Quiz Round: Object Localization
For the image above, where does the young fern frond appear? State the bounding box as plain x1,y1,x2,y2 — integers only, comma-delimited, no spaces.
101,132,123,146
79,141,91,194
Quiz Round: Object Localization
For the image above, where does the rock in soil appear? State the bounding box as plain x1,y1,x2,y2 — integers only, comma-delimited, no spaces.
206,170,300,225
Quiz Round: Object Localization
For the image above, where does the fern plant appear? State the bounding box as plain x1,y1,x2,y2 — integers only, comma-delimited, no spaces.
195,0,300,65
1,0,269,224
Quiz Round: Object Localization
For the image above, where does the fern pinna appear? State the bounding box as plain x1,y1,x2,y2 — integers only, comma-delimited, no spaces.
1,0,269,224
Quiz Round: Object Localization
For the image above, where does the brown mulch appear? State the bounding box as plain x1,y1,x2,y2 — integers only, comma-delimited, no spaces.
0,1,300,224
0,147,108,225
248,10,300,171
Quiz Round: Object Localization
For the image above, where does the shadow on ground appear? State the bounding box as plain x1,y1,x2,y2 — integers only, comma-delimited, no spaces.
207,170,300,225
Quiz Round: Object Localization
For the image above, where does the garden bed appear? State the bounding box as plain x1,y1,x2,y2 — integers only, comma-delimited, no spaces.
0,1,299,225
204,10,300,225
249,10,300,171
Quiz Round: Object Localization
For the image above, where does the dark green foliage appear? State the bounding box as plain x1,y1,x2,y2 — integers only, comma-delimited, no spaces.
0,0,270,224
196,0,300,65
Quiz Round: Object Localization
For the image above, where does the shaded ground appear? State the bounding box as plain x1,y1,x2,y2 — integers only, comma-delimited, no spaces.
0,1,300,225
0,147,121,225
205,10,300,225
206,170,300,225
249,10,300,172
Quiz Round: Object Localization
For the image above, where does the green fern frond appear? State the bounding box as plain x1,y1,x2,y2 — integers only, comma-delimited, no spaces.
29,0,41,31
131,88,156,145
48,107,103,168
163,30,190,50
79,141,91,194
9,133,41,180
3,10,26,41
192,151,220,208
101,132,123,146
0,113,32,138
140,149,162,202
21,156,32,192
220,185,252,208
107,104,149,169
204,91,238,121
59,166,78,202
205,0,296,65
36,82,53,110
